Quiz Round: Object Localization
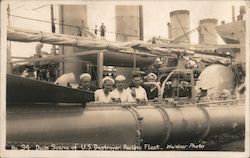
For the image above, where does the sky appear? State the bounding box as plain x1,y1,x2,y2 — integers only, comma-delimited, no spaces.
5,0,246,58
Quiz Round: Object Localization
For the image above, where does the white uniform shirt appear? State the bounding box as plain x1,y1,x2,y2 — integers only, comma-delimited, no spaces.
129,86,148,101
21,70,29,78
94,89,112,103
110,88,134,103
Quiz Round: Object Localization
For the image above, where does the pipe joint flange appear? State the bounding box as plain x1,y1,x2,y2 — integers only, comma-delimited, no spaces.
156,106,171,146
198,106,211,140
127,105,144,146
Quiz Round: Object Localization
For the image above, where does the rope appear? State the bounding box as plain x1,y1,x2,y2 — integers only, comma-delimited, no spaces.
9,14,153,39
39,31,44,43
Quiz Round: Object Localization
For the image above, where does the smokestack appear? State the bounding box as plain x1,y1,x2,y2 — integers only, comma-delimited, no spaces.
237,6,246,21
232,6,235,22
169,10,190,43
59,5,88,79
115,5,142,42
199,19,218,45
240,5,246,15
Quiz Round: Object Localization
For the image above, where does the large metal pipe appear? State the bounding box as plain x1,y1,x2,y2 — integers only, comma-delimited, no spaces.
7,106,137,145
204,105,245,134
7,101,245,147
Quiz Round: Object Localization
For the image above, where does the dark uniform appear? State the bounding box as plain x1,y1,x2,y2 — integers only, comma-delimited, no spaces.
100,24,106,38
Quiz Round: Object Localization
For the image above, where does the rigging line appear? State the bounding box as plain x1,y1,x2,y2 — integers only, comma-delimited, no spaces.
13,5,25,10
154,37,193,45
32,4,50,11
174,14,190,42
7,4,12,51
9,14,151,39
172,26,200,43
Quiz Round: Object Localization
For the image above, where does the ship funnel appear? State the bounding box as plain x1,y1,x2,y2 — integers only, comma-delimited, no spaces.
199,19,218,45
169,10,190,43
237,5,246,21
59,5,88,78
232,6,235,22
240,5,246,15
115,5,143,42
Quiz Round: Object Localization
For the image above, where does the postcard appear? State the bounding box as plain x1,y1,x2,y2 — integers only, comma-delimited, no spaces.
1,0,249,157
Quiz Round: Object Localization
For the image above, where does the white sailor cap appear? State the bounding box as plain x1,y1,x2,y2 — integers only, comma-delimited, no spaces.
102,76,115,85
80,73,91,80
147,73,157,81
55,72,76,85
115,75,126,81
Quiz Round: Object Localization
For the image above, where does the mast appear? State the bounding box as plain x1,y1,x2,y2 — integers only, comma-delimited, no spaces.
51,5,56,55
7,4,12,73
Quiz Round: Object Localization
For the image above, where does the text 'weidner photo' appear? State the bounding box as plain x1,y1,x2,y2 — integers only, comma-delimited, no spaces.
5,0,246,152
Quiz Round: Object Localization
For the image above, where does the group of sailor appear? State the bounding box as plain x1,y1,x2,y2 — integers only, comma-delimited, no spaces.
79,72,159,104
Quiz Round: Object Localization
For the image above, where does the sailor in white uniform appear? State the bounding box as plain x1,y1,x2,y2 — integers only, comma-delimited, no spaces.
144,73,161,100
94,76,114,103
110,75,134,103
129,74,148,102
79,73,97,91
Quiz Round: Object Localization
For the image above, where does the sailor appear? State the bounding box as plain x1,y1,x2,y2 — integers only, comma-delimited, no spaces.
235,83,245,99
94,25,98,35
46,69,51,81
21,68,30,78
35,43,43,58
129,74,148,103
197,87,211,102
33,67,38,79
110,75,134,103
100,22,106,39
146,73,157,82
94,76,114,103
79,73,97,91
171,77,179,100
143,73,160,100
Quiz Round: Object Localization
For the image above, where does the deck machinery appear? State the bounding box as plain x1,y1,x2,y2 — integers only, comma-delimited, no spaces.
6,69,245,150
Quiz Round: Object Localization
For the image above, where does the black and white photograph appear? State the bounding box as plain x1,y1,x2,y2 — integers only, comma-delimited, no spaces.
0,0,249,157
